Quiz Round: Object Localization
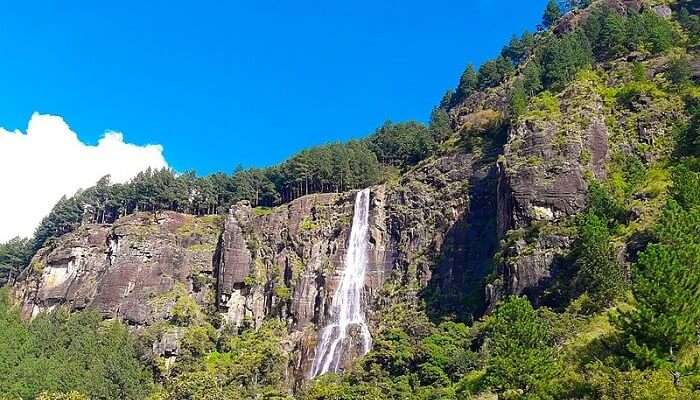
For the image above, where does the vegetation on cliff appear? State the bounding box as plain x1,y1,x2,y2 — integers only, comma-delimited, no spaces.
2,0,700,399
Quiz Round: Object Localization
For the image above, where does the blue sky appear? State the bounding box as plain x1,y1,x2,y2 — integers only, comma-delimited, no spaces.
0,0,547,175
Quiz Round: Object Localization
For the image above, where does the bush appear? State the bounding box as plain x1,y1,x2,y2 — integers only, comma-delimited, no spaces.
667,57,692,86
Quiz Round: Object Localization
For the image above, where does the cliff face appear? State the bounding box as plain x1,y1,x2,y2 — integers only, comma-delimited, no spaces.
11,80,613,384
14,212,221,323
13,148,485,384
16,5,694,384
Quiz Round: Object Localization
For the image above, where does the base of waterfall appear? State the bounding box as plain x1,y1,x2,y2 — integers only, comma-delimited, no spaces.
309,322,372,377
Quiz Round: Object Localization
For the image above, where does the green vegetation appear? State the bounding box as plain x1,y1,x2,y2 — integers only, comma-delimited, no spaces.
574,212,624,309
5,1,700,399
482,297,556,395
0,237,32,285
542,0,562,29
0,290,153,399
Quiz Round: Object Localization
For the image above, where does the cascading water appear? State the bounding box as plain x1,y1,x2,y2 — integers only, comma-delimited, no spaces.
310,188,372,378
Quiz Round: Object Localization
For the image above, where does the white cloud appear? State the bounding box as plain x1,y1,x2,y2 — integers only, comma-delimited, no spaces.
0,112,168,242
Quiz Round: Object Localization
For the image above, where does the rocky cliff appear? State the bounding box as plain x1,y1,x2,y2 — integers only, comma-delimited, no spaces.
13,145,489,385
14,2,696,389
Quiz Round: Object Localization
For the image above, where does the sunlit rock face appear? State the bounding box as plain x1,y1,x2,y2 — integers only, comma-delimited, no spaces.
14,212,221,323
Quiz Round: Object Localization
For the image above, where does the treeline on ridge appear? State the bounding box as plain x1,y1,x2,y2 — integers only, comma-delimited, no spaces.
25,118,449,258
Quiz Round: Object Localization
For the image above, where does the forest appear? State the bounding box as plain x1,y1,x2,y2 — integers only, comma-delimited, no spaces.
1,0,700,399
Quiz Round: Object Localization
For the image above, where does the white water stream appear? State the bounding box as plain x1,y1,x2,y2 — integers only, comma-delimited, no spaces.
310,188,372,377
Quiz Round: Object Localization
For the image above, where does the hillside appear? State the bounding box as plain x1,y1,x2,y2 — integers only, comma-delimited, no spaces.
2,0,700,399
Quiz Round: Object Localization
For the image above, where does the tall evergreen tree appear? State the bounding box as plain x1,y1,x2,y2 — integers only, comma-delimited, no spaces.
457,65,479,100
543,0,562,28
483,297,557,393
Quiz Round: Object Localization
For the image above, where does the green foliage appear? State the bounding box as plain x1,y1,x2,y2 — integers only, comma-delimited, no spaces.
368,121,435,169
501,31,536,65
670,162,700,209
0,292,153,400
631,62,647,82
574,212,624,308
586,181,625,227
482,296,557,394
667,57,692,86
35,392,89,400
477,56,515,89
614,241,700,367
542,31,593,90
0,237,32,285
522,90,560,121
613,167,700,368
457,64,478,100
300,374,382,400
542,0,562,28
420,322,477,382
509,80,528,120
680,6,700,44
428,107,453,143
587,363,700,400
583,7,676,59
625,10,675,55
522,60,543,96
208,320,288,393
676,101,700,157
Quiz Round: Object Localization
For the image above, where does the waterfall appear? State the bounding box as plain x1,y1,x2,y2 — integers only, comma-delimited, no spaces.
310,188,373,378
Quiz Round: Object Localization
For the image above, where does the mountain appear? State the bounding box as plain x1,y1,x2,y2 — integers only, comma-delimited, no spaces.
3,0,700,399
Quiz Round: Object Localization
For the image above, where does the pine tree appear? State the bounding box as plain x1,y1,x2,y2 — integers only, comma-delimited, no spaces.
574,212,623,308
429,107,453,143
510,80,528,119
613,241,700,367
457,65,478,100
484,296,557,393
478,56,515,89
542,31,593,90
543,0,562,29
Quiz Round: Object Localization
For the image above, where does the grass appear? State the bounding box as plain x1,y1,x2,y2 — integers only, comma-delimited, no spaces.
299,217,319,231
253,207,274,217
176,214,223,251
522,91,561,122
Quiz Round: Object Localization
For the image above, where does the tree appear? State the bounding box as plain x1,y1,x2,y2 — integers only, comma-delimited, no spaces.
368,121,435,169
501,31,535,65
613,240,700,367
597,10,627,58
543,0,562,29
613,165,700,367
477,56,514,89
483,296,557,393
457,65,478,100
574,212,624,308
522,60,543,96
510,79,527,119
0,237,32,285
439,90,455,109
542,31,593,90
0,296,153,400
679,7,700,43
626,11,675,54
667,57,692,86
429,107,453,143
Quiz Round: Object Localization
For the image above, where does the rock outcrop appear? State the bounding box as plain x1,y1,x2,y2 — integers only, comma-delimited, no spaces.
14,212,222,323
13,146,485,385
